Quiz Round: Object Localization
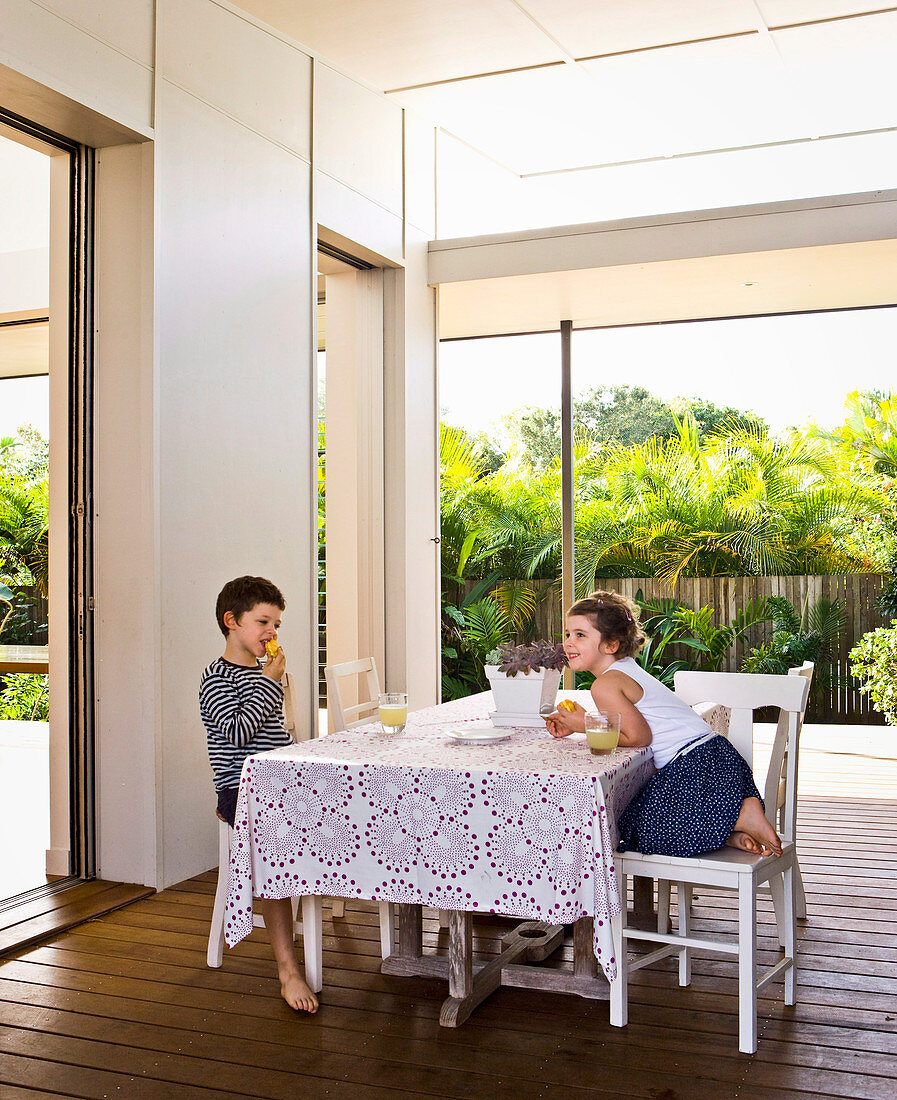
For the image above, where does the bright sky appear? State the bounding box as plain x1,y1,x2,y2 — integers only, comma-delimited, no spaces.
0,134,49,445
439,305,897,438
0,138,48,252
0,376,49,439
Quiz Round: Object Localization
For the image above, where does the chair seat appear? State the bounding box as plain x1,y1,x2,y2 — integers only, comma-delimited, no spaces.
621,841,794,881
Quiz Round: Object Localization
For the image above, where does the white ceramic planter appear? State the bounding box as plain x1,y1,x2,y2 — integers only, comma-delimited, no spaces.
485,665,561,716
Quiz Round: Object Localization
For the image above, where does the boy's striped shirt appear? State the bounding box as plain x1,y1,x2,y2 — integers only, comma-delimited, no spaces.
200,656,291,791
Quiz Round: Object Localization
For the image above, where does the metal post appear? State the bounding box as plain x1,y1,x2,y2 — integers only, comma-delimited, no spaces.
560,320,574,690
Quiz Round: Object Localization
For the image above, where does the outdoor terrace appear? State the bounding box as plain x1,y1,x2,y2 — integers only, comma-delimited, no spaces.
1,723,895,1099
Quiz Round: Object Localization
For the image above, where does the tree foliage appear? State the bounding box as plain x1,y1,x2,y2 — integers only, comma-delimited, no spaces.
438,405,884,699
505,385,766,470
850,621,897,726
0,429,49,598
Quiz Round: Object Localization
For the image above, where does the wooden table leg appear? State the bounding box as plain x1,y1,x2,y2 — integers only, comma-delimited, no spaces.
381,904,451,980
440,918,565,1027
398,903,423,958
448,909,473,999
573,914,598,979
633,876,655,919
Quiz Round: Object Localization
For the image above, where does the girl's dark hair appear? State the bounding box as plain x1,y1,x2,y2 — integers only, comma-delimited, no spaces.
567,589,646,658
216,575,285,637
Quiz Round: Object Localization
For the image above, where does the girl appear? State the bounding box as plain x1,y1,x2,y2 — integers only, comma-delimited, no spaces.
545,590,781,858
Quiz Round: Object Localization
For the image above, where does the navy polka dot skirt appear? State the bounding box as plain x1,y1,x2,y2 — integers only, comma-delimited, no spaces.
617,735,763,857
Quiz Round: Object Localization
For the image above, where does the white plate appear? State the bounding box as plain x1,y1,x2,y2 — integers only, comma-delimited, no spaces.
446,725,511,744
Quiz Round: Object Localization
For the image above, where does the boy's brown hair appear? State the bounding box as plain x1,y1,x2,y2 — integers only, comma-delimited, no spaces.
567,589,647,658
215,575,285,638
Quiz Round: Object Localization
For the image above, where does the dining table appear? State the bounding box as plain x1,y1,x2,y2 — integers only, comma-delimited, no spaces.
224,689,655,1025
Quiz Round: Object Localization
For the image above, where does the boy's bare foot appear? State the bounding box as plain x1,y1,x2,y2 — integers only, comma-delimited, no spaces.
732,796,783,857
280,972,319,1013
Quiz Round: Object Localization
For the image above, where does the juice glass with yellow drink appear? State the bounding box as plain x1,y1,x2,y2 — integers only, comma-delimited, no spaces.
584,711,620,756
378,692,408,735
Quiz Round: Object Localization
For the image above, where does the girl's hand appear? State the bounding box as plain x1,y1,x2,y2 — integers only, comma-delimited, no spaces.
544,701,585,738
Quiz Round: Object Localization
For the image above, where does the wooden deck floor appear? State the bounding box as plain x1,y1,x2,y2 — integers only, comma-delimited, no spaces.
1,727,895,1098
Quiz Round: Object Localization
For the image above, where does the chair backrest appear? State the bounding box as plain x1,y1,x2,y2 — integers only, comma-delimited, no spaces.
281,671,313,743
674,669,810,836
768,662,813,839
324,657,381,732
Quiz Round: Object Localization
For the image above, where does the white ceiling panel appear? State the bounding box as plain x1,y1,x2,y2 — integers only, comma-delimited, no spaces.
774,13,897,133
396,65,627,176
757,2,893,27
521,0,754,58
580,35,804,162
0,319,49,380
235,0,562,90
400,33,808,176
234,0,897,181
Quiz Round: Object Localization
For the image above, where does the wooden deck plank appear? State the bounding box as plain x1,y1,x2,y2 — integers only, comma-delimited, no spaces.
0,882,155,958
0,881,136,933
1,742,895,1098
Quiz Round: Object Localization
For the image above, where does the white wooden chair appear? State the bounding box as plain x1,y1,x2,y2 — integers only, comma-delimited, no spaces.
670,662,814,923
324,656,382,731
610,671,810,1053
771,662,814,919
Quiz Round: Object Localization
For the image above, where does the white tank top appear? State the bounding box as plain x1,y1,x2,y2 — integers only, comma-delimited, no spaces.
603,657,712,769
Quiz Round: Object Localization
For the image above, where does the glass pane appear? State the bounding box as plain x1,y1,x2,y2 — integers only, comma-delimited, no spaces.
570,309,896,714
0,132,52,899
439,333,562,699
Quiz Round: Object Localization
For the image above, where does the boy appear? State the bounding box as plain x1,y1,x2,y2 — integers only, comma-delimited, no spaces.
200,575,318,1013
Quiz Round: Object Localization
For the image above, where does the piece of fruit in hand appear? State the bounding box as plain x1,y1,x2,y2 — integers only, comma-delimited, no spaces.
264,638,279,658
558,699,576,712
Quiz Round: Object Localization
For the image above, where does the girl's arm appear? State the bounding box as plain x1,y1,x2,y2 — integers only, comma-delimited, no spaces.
592,671,652,748
545,670,652,749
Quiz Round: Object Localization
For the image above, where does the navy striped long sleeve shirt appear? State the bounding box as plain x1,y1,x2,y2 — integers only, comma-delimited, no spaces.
200,656,291,791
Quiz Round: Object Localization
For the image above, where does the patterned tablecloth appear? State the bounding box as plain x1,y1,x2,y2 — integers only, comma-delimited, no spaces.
225,692,654,980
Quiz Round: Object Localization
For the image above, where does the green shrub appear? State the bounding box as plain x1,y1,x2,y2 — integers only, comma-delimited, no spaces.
0,673,49,721
878,570,897,619
850,623,897,726
740,596,844,682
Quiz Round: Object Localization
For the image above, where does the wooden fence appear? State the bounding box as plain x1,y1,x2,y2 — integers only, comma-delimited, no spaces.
1,585,48,645
499,574,888,724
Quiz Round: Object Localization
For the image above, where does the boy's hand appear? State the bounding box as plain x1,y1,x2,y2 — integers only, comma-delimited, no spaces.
544,701,585,738
262,645,286,682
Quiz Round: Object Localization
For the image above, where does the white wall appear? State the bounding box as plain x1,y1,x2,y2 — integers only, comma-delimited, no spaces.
154,0,315,887
0,0,154,141
315,65,440,711
324,269,386,720
93,141,157,885
1,0,440,889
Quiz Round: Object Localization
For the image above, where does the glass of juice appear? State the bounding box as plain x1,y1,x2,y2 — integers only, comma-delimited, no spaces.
585,711,620,756
378,692,408,735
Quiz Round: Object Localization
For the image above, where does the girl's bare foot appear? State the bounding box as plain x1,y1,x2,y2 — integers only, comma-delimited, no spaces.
726,831,763,854
733,796,783,857
280,972,319,1013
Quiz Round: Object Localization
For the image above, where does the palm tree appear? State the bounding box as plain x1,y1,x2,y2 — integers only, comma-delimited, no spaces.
0,477,49,595
816,390,897,477
574,418,882,589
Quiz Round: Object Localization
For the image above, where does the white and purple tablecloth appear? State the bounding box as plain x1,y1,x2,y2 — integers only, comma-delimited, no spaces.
224,692,654,980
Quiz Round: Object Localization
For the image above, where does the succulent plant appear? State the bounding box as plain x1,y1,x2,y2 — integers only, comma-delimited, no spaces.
492,640,567,677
